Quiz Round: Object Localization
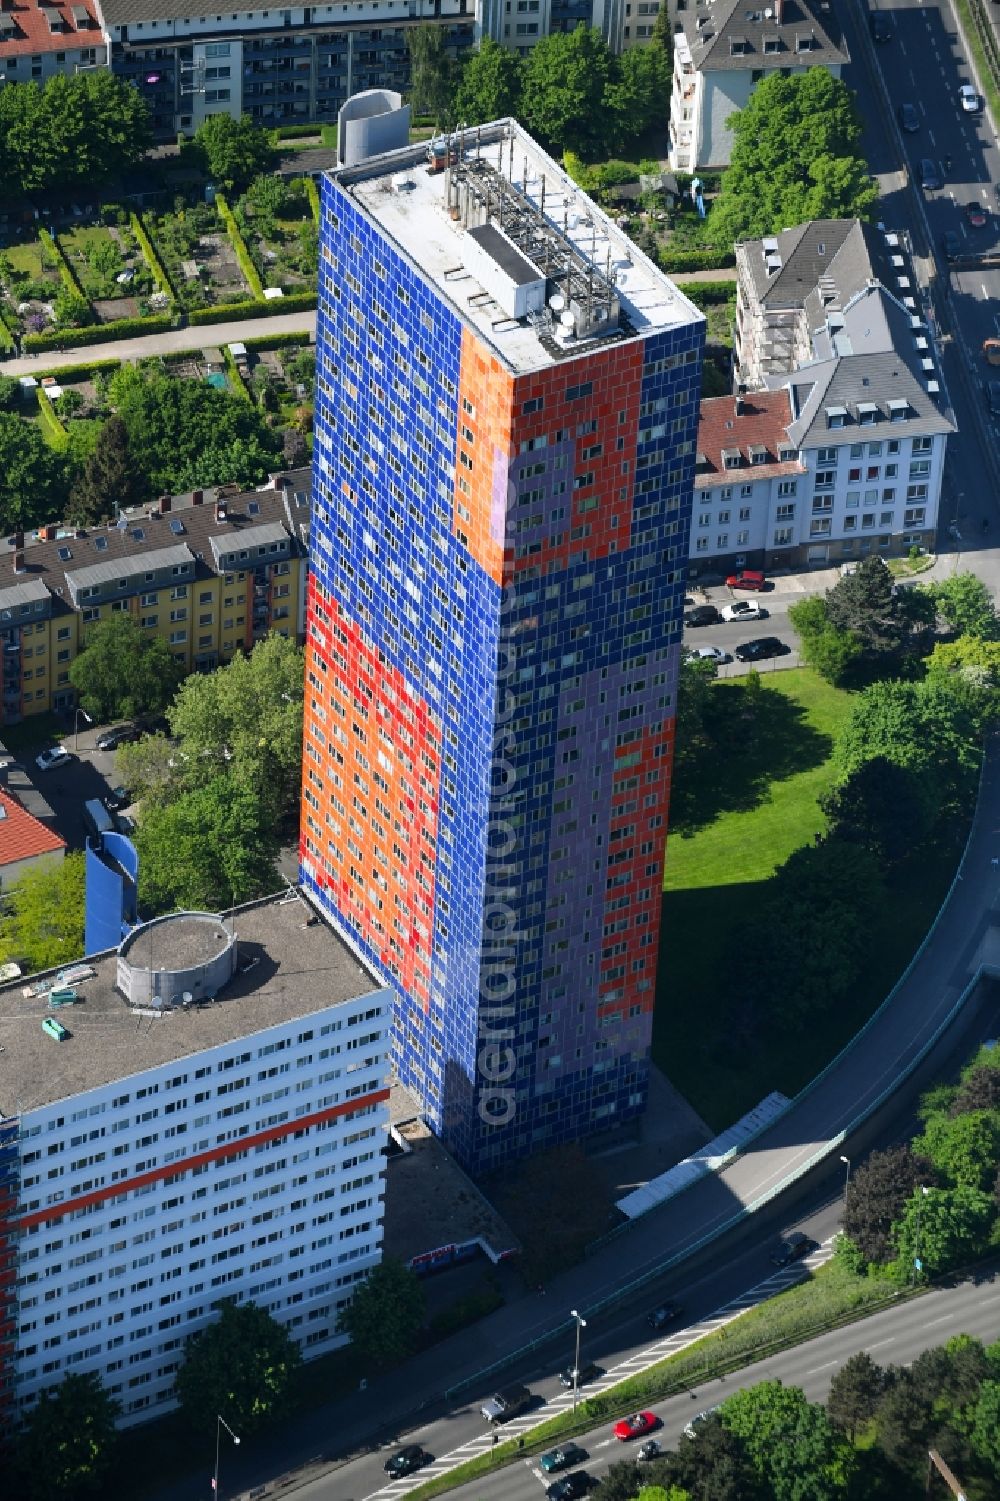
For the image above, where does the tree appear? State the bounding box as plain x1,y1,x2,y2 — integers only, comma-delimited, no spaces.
826,1351,886,1439
69,614,186,723
407,24,457,124
925,635,1000,685
719,1380,857,1500
174,1298,301,1438
891,1184,994,1279
650,1,674,65
819,756,934,865
166,633,304,828
925,572,1000,640
66,415,144,526
336,1259,426,1364
787,595,861,686
134,777,280,911
912,1109,1000,1193
825,556,904,656
195,113,274,190
0,852,85,978
454,37,525,125
0,410,71,533
282,427,308,467
0,375,22,411
968,1380,1000,1474
606,43,671,152
659,1419,761,1501
873,1370,934,1469
710,70,877,244
0,73,150,199
843,1145,932,1265
590,1460,643,1501
522,29,615,158
950,1062,1000,1116
107,364,282,497
11,1371,119,1501
735,839,883,1031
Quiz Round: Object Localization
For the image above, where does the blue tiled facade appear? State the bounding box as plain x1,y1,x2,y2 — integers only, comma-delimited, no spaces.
301,149,704,1173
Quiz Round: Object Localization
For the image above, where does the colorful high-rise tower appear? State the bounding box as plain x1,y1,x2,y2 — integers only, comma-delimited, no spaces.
301,120,704,1173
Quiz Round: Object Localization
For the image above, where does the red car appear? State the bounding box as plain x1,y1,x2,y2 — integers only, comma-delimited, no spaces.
725,569,767,591
613,1411,659,1441
965,201,988,229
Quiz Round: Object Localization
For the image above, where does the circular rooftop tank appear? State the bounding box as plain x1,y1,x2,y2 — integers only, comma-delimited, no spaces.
117,911,238,1010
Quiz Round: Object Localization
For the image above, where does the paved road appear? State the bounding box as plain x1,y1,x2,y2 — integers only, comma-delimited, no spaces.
392,1264,1000,1501
0,310,316,376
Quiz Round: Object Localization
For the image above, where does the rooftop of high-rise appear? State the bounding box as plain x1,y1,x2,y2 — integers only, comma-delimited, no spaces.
327,118,703,376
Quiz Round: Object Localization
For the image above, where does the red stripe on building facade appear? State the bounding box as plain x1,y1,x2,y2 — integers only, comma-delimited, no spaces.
15,1087,390,1232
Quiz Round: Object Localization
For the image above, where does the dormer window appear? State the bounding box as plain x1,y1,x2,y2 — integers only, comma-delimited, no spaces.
696,451,711,472
763,34,781,52
887,398,910,422
730,34,748,53
777,444,796,462
796,32,817,50
857,402,879,426
722,447,742,469
825,405,847,429
749,444,767,465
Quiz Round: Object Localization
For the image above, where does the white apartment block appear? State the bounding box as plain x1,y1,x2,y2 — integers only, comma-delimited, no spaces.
687,218,955,576
667,0,847,173
0,895,391,1427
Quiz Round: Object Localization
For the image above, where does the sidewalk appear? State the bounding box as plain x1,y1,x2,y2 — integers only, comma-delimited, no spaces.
0,310,317,376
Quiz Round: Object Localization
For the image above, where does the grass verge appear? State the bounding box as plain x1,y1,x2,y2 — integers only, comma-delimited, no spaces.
403,1260,910,1501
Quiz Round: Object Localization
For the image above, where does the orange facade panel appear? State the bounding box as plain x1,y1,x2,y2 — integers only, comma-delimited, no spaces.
454,327,514,585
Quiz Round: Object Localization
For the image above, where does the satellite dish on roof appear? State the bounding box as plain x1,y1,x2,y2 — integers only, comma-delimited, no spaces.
560,310,575,329
549,292,565,312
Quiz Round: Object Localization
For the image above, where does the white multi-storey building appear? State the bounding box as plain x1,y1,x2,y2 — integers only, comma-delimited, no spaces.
687,219,955,576
0,894,391,1427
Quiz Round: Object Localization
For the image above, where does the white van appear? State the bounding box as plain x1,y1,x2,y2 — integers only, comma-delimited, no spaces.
82,798,114,841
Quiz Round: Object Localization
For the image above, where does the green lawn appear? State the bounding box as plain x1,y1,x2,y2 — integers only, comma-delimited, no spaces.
655,669,961,1128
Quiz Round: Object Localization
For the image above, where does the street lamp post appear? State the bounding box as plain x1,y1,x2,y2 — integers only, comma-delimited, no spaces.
73,707,91,750
570,1309,587,1414
213,1414,240,1499
839,1154,851,1194
912,1185,930,1286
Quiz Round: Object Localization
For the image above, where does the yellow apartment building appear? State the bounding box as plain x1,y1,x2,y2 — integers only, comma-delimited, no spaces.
0,473,311,725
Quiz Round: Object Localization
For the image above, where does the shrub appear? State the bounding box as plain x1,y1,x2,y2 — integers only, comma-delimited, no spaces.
659,247,737,272
320,124,337,148
215,192,264,299
0,308,16,352
130,212,177,304
22,313,174,352
682,280,738,306
274,122,322,140
304,176,320,225
186,293,317,326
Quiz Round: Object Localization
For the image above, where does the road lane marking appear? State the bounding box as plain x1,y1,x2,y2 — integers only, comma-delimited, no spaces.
865,1337,897,1351
804,1359,840,1374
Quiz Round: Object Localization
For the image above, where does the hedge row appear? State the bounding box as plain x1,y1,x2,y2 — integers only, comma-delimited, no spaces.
682,280,738,306
275,122,323,140
23,312,174,352
35,387,69,452
0,306,16,352
222,344,252,401
320,124,337,148
186,292,316,327
305,177,320,226
131,211,177,305
241,329,314,351
40,226,89,306
658,247,736,273
35,356,126,381
215,192,265,300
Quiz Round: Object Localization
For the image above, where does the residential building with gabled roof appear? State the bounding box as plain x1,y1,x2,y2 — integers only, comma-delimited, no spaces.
668,0,848,171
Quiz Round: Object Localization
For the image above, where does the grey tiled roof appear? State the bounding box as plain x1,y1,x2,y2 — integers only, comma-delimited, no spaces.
65,543,194,597
0,577,52,616
681,0,848,73
740,220,888,311
99,0,278,24
208,521,290,571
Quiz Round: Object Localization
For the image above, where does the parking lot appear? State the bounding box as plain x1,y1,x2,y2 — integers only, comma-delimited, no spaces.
1,720,132,854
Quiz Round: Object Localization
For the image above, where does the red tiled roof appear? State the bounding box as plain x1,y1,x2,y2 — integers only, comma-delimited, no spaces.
0,0,101,60
695,389,805,488
0,787,65,867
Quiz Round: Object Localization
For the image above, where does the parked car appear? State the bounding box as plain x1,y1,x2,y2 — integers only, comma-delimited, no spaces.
721,599,767,622
613,1411,659,1441
684,1406,721,1439
96,723,141,752
648,1301,682,1330
965,200,988,228
546,1475,591,1501
480,1384,531,1423
541,1443,589,1473
986,381,1000,417
897,101,920,132
725,568,767,591
959,82,981,112
683,604,722,627
734,636,789,662
770,1230,818,1267
942,229,963,261
384,1446,433,1477
919,158,942,190
558,1364,600,1390
103,784,131,813
690,646,732,664
35,746,72,773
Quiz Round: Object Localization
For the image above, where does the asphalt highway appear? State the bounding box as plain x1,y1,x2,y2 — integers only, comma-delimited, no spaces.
408,1265,1000,1501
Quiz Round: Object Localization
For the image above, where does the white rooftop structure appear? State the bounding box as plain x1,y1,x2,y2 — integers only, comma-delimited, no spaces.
332,118,701,376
